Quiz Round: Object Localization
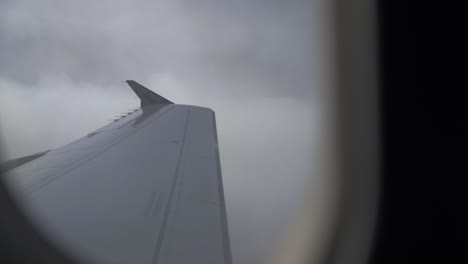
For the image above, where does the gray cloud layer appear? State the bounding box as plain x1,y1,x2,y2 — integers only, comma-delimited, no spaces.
0,1,333,263
1,0,326,98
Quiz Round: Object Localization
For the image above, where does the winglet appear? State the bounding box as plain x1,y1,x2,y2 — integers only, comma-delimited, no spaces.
126,80,173,108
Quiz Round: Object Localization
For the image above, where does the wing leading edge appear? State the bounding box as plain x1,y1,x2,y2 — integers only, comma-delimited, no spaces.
4,81,232,264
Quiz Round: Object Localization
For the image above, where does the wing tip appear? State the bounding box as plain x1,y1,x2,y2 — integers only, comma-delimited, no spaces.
125,80,173,107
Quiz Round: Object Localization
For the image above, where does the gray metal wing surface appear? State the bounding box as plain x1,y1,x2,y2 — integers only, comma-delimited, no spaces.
4,81,232,264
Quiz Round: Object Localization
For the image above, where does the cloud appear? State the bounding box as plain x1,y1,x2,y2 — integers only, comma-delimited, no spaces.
0,1,333,263
0,76,136,158
0,0,327,98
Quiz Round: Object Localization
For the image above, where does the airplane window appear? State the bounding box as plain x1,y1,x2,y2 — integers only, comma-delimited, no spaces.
0,0,378,263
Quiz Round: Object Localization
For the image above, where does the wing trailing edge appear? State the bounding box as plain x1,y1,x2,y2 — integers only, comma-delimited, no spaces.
126,80,173,108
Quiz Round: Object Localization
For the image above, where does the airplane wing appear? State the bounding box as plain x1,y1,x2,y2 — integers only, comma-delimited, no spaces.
3,81,232,264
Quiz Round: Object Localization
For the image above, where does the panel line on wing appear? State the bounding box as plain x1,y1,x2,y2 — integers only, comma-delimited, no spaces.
151,107,191,264
144,191,165,217
19,105,176,197
212,111,233,264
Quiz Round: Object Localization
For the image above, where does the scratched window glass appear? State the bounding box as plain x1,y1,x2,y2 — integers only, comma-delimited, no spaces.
0,1,337,263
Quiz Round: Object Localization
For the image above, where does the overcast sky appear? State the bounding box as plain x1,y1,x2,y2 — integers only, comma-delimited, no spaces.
0,1,334,263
